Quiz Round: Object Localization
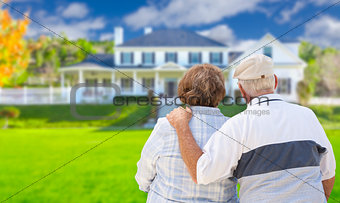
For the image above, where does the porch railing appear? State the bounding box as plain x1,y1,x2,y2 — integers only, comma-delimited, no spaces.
0,86,131,105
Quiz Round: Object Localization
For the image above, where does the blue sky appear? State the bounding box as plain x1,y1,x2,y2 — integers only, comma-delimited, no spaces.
6,0,340,49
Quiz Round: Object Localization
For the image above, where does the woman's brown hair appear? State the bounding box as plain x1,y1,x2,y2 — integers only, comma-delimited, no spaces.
177,64,226,107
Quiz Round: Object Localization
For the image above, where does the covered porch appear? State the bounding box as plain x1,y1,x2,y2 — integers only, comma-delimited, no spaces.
59,63,188,103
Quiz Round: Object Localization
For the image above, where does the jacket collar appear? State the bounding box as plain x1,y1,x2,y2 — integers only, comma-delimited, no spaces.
248,94,284,107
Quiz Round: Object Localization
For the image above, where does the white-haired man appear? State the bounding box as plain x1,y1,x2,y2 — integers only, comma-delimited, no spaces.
166,54,336,202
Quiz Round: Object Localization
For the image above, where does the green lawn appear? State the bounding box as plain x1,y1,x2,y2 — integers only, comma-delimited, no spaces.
0,104,339,202
0,128,339,203
0,104,154,128
327,129,340,203
0,128,150,203
1,104,339,129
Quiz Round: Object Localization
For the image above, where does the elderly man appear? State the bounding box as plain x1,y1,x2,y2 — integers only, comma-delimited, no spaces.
166,54,336,202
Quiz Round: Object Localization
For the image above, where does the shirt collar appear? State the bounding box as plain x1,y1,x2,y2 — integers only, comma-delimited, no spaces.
190,106,224,116
248,93,284,107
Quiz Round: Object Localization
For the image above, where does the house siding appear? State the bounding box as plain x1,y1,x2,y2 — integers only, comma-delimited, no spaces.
155,51,165,66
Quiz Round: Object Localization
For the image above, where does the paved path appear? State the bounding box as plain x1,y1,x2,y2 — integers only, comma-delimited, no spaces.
157,98,181,118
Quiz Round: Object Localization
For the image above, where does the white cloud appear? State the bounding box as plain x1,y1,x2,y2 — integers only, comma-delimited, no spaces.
26,8,106,40
197,25,235,45
312,0,330,6
276,1,305,24
124,0,264,29
196,24,257,51
231,39,258,51
99,33,114,41
61,2,89,19
302,15,340,48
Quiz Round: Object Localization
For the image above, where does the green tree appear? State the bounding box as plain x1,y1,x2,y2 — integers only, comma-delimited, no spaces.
298,42,321,104
74,38,97,63
298,41,340,103
316,50,340,96
299,41,321,62
0,0,30,86
26,36,97,86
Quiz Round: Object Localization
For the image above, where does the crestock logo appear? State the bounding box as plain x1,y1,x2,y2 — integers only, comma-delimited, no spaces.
70,83,271,120
113,95,258,106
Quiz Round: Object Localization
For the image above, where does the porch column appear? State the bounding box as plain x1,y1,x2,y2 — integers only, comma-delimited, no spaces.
111,71,115,84
78,70,84,83
133,71,138,94
67,84,71,104
155,71,159,93
61,72,65,96
225,80,228,96
23,86,27,104
61,72,65,88
49,85,53,104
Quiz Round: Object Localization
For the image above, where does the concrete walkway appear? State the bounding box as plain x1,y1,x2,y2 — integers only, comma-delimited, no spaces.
157,98,181,118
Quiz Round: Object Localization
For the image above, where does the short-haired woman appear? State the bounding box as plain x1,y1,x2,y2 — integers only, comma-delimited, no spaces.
135,64,238,202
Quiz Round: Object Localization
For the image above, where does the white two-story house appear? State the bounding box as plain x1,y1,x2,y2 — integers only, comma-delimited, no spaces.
114,27,229,97
59,28,306,103
60,27,229,100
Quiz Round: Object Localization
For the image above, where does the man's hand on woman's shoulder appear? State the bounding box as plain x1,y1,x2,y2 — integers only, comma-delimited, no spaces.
166,106,192,129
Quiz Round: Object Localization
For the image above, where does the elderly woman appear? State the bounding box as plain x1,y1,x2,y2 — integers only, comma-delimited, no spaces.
135,64,238,202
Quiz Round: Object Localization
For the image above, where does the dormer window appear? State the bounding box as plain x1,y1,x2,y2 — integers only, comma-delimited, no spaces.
165,52,177,63
121,52,133,65
142,52,155,65
189,52,201,64
210,52,222,64
263,46,272,58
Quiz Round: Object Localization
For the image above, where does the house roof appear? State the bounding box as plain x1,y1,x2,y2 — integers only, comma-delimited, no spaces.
63,54,114,69
118,29,227,47
228,52,243,64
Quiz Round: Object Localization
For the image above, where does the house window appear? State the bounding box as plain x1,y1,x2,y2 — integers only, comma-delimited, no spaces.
189,52,201,64
84,79,98,95
263,46,272,58
165,52,177,63
121,52,133,64
85,79,98,85
210,52,222,64
103,79,111,85
277,78,291,94
142,78,155,92
121,78,133,92
143,52,154,65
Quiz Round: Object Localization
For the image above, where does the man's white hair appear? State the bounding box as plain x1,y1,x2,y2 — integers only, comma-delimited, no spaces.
238,75,275,97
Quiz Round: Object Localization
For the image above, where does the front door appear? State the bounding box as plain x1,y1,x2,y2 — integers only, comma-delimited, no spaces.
165,79,177,97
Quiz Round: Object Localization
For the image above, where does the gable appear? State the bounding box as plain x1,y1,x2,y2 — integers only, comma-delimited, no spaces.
230,33,306,68
154,62,186,70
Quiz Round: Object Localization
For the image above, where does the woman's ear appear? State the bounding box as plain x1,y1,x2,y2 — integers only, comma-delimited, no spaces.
274,74,278,90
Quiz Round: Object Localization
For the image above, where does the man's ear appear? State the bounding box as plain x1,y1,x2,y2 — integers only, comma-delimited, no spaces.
238,83,251,104
274,74,278,90
238,83,246,98
238,83,248,99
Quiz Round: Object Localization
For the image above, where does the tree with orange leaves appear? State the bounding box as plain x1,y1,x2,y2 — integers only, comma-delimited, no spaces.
0,0,30,87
